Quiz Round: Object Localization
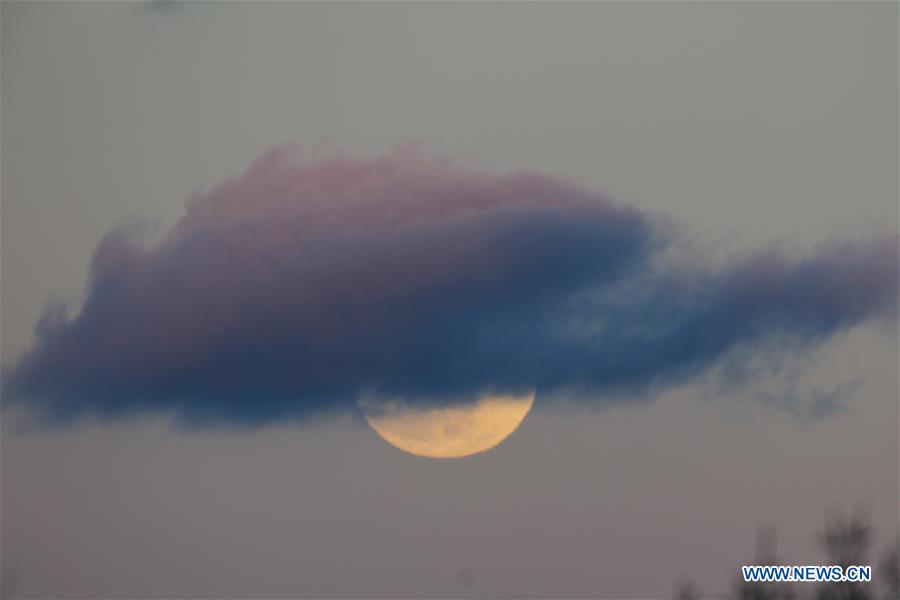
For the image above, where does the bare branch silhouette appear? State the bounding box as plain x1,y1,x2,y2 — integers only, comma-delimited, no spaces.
877,537,899,600
732,524,796,600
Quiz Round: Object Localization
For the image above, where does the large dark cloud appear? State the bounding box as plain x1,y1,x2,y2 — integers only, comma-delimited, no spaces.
3,146,897,425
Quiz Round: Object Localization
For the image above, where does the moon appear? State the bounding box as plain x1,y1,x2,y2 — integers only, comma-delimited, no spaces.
358,392,535,458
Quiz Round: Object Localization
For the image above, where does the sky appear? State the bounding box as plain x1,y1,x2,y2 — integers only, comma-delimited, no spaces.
1,2,898,598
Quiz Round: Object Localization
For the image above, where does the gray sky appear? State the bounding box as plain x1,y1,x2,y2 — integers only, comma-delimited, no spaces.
2,2,898,598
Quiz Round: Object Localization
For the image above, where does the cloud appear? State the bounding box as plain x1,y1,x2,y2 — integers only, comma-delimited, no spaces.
3,146,897,426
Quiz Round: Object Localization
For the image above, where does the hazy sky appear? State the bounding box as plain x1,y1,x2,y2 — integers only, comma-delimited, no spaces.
2,2,898,598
